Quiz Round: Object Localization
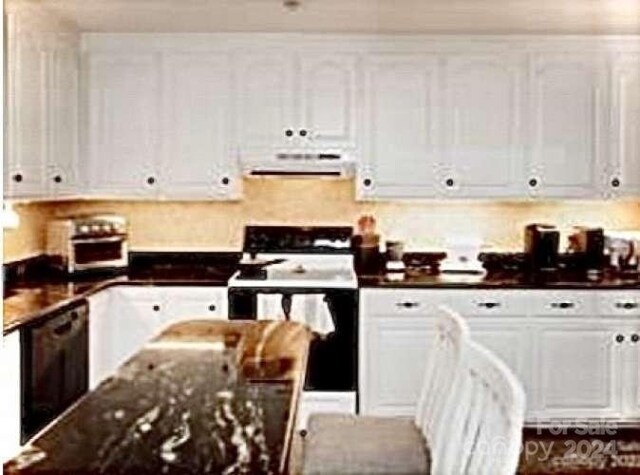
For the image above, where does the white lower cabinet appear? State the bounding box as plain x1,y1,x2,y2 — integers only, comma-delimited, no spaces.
360,314,436,416
1,331,22,462
88,286,228,389
360,288,640,424
529,321,620,420
297,392,357,432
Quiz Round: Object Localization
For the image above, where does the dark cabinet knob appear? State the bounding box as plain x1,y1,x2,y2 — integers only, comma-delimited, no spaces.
615,334,625,343
478,302,501,309
147,177,156,185
396,301,420,309
363,178,372,187
551,302,575,309
611,178,621,188
285,129,294,137
13,173,23,183
631,334,639,343
152,304,161,312
445,178,454,188
529,178,538,188
615,302,638,310
299,129,308,137
221,177,230,186
208,304,216,312
53,175,62,183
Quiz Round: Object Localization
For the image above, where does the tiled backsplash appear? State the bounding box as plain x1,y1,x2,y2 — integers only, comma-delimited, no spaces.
4,180,640,262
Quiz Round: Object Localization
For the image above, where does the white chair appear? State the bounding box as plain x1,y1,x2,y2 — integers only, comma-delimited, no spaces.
301,306,526,475
301,306,469,475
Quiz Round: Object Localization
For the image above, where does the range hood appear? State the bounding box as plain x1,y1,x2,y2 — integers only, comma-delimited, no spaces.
242,151,355,178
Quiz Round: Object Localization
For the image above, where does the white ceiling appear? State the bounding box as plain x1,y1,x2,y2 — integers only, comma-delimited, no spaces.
8,0,640,34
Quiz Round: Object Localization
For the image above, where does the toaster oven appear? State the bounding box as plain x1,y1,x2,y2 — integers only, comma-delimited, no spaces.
46,215,128,274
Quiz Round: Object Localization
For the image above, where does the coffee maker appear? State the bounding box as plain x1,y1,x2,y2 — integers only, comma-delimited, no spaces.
524,224,560,272
568,226,605,271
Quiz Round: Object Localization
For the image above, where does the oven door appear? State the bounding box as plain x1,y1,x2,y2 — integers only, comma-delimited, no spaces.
228,287,358,393
71,236,128,272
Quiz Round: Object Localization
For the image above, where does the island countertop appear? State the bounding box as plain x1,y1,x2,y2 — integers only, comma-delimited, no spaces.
4,320,312,475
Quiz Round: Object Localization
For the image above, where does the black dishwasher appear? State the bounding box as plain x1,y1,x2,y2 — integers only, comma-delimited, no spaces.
21,300,89,442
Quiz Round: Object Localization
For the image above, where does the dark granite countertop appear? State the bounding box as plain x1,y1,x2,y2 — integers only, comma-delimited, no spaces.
359,270,640,290
3,252,241,335
4,320,311,475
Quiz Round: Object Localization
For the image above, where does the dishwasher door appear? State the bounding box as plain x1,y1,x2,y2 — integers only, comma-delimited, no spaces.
21,301,89,442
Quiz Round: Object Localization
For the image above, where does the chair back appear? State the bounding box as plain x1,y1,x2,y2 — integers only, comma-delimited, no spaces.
415,306,469,457
436,339,526,475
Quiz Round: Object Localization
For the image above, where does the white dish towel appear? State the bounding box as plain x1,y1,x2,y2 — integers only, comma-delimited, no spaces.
257,294,335,337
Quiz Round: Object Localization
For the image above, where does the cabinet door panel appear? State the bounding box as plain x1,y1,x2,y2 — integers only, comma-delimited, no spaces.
528,55,605,197
611,53,640,197
6,30,47,197
359,55,440,199
49,43,79,196
361,316,436,416
161,53,237,198
443,55,523,196
87,53,159,195
235,52,294,153
162,287,228,325
533,323,619,418
466,318,531,404
299,54,357,150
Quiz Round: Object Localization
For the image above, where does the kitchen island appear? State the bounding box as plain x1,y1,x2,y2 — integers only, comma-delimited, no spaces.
4,320,311,475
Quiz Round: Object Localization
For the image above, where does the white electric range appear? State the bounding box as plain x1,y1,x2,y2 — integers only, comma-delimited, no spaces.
227,226,359,429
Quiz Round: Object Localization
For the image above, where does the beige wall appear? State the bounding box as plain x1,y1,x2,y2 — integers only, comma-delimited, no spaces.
4,180,640,262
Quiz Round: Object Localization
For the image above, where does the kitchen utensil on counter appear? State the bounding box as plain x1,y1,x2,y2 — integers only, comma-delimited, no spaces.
352,215,382,274
605,231,640,273
384,240,406,281
524,224,560,273
567,226,605,272
237,256,287,279
440,237,485,274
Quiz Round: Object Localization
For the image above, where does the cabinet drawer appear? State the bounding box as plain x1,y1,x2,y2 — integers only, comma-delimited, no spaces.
161,287,228,321
444,290,530,316
596,292,640,317
528,291,596,316
361,289,443,317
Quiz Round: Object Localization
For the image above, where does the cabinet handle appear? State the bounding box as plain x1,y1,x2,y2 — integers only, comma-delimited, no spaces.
53,175,62,183
631,334,639,343
396,301,420,309
152,304,161,312
285,129,294,137
611,178,621,188
299,129,308,137
445,178,455,188
615,334,625,343
221,177,230,186
550,302,575,309
53,320,73,336
528,178,538,188
12,173,23,183
208,304,216,312
615,302,638,310
478,302,501,309
363,178,372,187
147,176,156,185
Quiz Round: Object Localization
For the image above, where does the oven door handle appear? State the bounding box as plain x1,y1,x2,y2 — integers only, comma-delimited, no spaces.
71,236,126,244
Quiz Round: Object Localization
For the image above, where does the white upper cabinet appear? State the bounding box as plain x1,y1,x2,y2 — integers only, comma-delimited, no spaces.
441,54,524,197
5,16,47,198
235,51,296,155
5,11,80,200
609,52,640,197
161,53,239,199
235,49,358,159
298,54,358,151
526,53,607,198
86,53,160,196
359,54,440,199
